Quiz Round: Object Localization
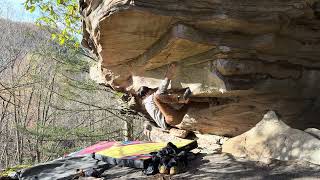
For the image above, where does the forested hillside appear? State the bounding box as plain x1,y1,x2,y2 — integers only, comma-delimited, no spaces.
0,19,144,169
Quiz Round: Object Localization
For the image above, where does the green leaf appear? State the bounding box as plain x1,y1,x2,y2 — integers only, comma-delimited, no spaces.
59,37,65,45
65,17,71,27
62,29,67,35
51,34,57,40
50,6,54,16
29,5,36,13
74,42,80,49
24,3,30,10
67,5,74,12
40,5,49,12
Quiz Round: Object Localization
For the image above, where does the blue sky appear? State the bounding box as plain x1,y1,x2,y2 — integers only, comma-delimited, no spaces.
0,0,40,22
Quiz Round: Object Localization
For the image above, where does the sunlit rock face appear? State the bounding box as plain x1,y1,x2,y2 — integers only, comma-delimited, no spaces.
222,111,320,165
81,0,320,136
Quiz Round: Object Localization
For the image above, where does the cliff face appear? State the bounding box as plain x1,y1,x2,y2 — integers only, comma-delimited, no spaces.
81,0,320,136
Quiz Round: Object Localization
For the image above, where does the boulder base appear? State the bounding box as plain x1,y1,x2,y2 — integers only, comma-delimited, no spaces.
222,111,320,165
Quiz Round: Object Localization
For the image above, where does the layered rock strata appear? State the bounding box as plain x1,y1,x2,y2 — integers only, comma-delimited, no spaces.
81,0,320,136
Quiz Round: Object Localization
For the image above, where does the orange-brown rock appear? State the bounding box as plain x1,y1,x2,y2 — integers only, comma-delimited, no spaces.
81,0,320,136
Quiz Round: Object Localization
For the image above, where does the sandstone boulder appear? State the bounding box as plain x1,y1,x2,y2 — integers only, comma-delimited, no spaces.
169,128,190,139
82,0,320,136
305,128,320,139
143,120,190,139
222,111,320,165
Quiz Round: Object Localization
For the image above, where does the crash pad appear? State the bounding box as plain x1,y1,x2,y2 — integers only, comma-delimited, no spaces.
69,139,197,168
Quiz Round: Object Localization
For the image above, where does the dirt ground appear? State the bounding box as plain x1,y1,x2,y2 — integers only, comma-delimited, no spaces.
98,132,320,180
101,152,320,180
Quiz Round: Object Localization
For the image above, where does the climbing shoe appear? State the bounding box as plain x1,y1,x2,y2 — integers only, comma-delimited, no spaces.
159,165,169,174
177,87,192,103
169,166,178,175
183,87,192,100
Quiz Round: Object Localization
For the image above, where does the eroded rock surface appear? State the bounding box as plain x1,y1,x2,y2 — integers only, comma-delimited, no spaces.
222,111,320,165
81,0,320,136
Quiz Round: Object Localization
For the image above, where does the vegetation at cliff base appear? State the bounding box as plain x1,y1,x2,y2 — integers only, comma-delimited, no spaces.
0,19,144,169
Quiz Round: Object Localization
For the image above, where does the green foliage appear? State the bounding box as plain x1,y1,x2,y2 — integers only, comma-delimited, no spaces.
24,0,81,47
0,165,31,176
115,91,125,99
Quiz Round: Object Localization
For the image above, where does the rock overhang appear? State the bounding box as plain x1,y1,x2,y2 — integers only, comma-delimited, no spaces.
81,0,320,136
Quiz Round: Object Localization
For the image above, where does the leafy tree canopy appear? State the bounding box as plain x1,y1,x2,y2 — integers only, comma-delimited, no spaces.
24,0,81,47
